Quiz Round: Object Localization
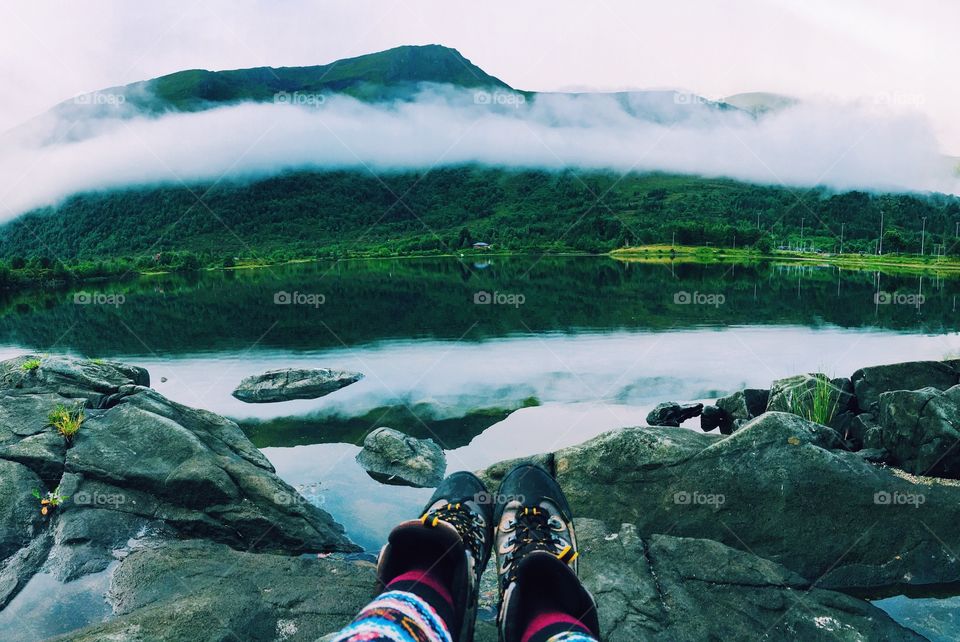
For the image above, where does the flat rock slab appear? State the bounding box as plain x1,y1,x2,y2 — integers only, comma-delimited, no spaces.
232,368,363,403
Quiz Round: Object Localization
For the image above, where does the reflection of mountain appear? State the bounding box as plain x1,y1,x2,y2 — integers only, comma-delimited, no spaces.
237,399,537,449
0,257,953,356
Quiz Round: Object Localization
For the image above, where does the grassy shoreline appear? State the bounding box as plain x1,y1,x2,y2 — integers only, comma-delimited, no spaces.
611,244,960,275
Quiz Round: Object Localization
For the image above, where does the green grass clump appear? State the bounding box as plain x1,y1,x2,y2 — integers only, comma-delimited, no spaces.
49,404,84,441
787,374,840,426
21,358,41,371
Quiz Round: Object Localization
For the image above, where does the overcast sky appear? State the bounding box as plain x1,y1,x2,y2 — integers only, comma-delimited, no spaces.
1,0,956,151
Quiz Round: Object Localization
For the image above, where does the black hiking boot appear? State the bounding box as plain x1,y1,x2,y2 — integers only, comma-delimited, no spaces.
493,464,600,642
377,471,494,642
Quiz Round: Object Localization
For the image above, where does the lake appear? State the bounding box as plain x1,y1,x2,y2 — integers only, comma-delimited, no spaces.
0,255,958,640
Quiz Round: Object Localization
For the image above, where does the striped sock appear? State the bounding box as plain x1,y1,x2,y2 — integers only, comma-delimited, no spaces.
521,612,598,642
329,569,456,642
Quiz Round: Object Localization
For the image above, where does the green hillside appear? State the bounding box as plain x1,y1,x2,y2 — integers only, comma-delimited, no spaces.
1,168,957,275
80,44,512,113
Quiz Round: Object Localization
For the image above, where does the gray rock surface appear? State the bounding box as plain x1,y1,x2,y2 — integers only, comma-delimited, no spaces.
480,413,960,590
60,524,922,642
766,373,855,421
645,401,703,427
716,388,769,420
232,368,363,403
878,385,960,478
355,427,447,488
0,355,356,611
852,360,960,413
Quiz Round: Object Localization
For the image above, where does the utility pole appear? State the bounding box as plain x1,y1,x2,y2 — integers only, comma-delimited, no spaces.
921,217,927,255
840,223,845,255
757,212,761,230
800,218,805,251
879,210,884,256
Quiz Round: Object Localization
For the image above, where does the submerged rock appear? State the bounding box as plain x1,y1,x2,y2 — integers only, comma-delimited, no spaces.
646,401,703,427
355,427,446,488
232,368,363,403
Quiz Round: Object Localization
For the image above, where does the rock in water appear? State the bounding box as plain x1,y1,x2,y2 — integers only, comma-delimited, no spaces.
852,360,960,413
878,385,960,478
646,401,703,427
355,427,446,488
232,368,363,403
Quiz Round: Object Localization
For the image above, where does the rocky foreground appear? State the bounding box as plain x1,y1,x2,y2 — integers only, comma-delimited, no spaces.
1,355,959,640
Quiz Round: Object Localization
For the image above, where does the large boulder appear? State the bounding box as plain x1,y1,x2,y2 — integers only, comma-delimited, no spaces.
575,520,921,641
480,413,960,590
766,373,855,423
646,401,703,427
0,355,357,610
852,360,960,413
878,385,960,477
355,427,446,488
232,368,363,403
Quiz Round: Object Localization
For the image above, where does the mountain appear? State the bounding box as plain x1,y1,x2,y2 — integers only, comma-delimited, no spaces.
66,44,511,116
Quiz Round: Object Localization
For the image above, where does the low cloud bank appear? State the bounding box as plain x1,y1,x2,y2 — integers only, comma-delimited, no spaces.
0,85,956,220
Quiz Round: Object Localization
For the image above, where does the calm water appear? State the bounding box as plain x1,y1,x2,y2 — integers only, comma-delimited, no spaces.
1,255,958,639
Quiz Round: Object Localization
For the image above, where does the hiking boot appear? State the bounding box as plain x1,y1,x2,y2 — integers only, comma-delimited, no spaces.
377,471,494,642
494,464,600,642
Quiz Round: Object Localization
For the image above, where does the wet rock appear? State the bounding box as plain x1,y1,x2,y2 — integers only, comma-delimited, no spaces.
480,413,960,590
232,368,363,403
646,401,703,427
852,360,959,413
356,427,446,488
878,385,960,478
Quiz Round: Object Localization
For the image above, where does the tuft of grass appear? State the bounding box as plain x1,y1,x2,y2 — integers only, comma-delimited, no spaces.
787,374,840,426
88,358,105,365
49,404,84,441
21,358,41,371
